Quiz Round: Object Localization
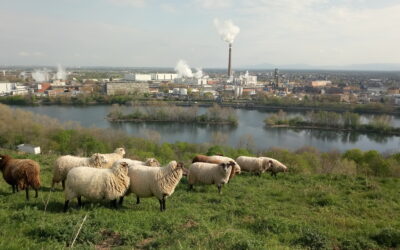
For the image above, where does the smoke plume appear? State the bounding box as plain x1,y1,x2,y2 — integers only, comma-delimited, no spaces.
55,64,67,80
32,69,50,82
175,60,193,78
213,18,240,44
194,68,203,79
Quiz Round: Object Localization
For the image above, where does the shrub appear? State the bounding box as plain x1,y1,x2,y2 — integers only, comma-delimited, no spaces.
371,228,400,248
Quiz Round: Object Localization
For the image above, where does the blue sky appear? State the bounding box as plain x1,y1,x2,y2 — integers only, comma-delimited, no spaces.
1,0,399,68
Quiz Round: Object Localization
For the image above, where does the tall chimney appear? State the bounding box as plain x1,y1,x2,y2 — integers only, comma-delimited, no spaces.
228,43,232,77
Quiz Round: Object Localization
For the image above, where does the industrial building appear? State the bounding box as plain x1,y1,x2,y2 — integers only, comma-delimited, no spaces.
106,82,149,95
234,71,258,86
0,82,29,96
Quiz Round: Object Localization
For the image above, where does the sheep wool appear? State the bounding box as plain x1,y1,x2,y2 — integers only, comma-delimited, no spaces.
188,161,234,193
113,158,160,168
64,162,130,211
125,161,184,211
192,155,241,182
98,148,126,168
0,154,41,201
52,153,107,189
236,156,271,175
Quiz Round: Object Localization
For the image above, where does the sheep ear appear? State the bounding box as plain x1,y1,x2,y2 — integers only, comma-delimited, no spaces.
221,163,226,169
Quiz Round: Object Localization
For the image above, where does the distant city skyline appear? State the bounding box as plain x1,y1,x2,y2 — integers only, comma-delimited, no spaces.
1,0,400,69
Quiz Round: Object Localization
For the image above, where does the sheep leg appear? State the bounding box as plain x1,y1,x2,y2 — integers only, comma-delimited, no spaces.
77,196,82,207
188,184,194,191
25,187,29,201
111,199,118,209
217,184,222,194
12,185,16,193
119,196,124,205
16,185,19,192
35,189,38,198
159,199,163,211
63,200,69,212
62,180,65,190
162,198,166,211
136,196,140,204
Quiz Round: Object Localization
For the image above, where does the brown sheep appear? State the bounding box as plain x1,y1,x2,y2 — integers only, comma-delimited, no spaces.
192,155,241,182
0,154,41,201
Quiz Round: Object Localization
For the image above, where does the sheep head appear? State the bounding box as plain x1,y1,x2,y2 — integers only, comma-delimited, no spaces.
91,153,107,167
119,162,129,175
0,155,11,171
145,158,160,167
115,148,126,156
219,162,232,174
262,159,273,172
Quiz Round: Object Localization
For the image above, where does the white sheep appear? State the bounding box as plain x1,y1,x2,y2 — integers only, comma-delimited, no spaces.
63,162,130,212
114,158,160,168
192,155,241,182
98,147,126,168
259,157,288,177
121,161,184,211
235,156,272,175
187,161,235,194
52,153,107,190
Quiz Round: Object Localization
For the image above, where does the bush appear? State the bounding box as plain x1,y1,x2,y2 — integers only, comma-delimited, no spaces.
294,228,329,250
371,228,400,248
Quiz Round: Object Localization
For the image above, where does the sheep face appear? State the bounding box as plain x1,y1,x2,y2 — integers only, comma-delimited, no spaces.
145,158,160,167
118,162,129,175
0,155,10,171
91,154,108,167
262,159,273,172
115,148,126,156
220,162,232,174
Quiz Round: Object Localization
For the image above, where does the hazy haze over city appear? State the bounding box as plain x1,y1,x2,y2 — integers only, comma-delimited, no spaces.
1,0,399,69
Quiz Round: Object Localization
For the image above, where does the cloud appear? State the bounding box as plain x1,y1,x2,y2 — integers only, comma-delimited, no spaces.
160,4,177,13
18,51,30,57
107,0,146,7
18,51,44,57
195,0,232,9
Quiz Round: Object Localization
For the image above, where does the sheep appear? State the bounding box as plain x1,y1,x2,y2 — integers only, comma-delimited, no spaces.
187,161,235,194
52,153,107,190
0,154,41,201
121,161,184,212
192,155,241,182
97,148,126,168
63,162,130,212
114,158,160,168
235,156,272,176
259,157,289,177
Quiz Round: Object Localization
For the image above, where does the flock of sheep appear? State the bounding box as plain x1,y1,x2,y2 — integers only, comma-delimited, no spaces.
0,148,288,212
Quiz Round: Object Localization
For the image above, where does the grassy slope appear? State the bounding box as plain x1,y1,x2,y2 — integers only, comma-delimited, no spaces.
0,152,399,249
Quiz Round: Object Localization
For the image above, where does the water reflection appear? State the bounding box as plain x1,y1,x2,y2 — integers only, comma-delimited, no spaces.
11,105,400,152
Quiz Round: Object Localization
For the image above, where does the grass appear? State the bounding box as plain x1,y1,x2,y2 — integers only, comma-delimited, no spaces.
1,152,400,249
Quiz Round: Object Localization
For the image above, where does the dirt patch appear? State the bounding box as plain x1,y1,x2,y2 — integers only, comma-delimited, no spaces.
181,219,199,229
95,230,123,250
135,237,156,249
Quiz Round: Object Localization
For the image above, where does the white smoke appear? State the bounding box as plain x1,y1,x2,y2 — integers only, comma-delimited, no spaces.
194,68,203,79
175,60,193,78
55,64,67,80
32,69,50,82
213,18,240,44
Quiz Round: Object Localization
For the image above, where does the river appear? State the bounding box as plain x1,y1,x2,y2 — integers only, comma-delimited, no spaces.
11,105,400,153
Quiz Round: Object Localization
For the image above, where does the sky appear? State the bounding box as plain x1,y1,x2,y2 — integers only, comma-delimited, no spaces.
1,0,400,68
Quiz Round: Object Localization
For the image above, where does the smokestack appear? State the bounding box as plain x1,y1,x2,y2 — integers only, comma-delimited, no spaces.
228,43,232,77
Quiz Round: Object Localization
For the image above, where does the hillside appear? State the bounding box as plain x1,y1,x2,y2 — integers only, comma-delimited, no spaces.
0,151,399,249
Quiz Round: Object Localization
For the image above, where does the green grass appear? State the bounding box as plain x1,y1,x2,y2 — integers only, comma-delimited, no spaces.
1,152,400,249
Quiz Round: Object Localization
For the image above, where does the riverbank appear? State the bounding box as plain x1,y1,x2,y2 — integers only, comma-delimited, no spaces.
107,103,238,125
265,110,400,136
2,95,400,115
